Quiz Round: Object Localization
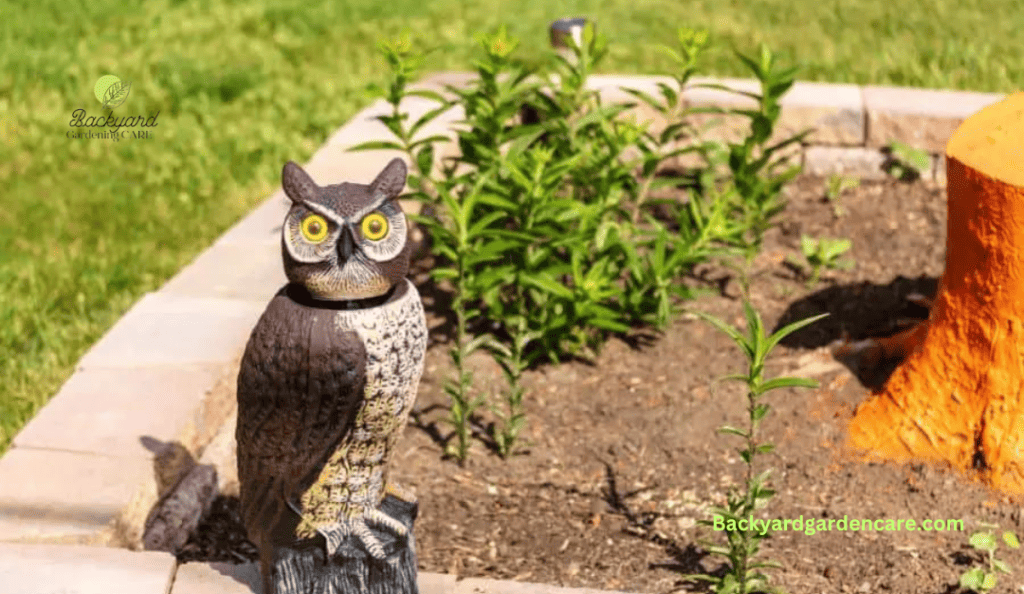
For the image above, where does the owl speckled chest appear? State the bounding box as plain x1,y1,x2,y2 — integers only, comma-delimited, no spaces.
296,278,427,536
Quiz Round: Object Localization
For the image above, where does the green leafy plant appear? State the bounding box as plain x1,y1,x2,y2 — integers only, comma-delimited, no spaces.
355,27,808,461
786,235,854,287
685,303,828,594
350,33,451,196
885,140,932,182
703,44,812,282
355,30,539,462
619,27,712,224
421,172,505,463
823,173,859,217
959,523,1020,593
619,27,750,322
485,317,537,458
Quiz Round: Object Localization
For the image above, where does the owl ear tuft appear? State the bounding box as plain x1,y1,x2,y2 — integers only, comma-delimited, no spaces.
369,158,408,198
282,161,318,203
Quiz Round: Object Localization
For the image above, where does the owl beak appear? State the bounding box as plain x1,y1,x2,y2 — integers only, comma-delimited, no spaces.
338,226,355,262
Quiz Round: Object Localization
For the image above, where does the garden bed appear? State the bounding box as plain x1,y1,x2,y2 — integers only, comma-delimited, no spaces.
180,172,1024,594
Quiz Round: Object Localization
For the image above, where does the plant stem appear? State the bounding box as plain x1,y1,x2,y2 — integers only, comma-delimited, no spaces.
447,253,476,465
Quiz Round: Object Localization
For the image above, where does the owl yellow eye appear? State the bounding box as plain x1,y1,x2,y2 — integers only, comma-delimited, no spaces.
361,213,388,241
300,214,329,243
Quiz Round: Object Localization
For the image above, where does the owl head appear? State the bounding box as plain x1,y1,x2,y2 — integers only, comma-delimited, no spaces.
280,158,411,301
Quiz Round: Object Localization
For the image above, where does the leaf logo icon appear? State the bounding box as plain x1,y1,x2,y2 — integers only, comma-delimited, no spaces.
103,80,131,109
94,75,131,110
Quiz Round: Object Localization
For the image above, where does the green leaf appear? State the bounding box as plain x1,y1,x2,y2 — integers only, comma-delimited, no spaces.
377,113,409,139
656,81,679,109
485,339,512,359
960,566,994,591
1003,531,1020,549
504,126,547,161
747,559,783,571
411,133,453,146
620,87,663,112
521,274,573,299
767,79,796,100
822,238,852,260
750,113,772,145
762,312,829,357
970,531,998,552
799,234,818,258
756,375,819,394
404,88,449,104
981,571,998,590
570,103,632,135
414,143,435,177
348,140,406,152
890,140,931,172
408,104,454,139
719,373,751,385
465,333,496,356
475,192,518,212
465,241,522,267
734,50,762,79
741,299,768,362
678,572,720,585
993,558,1012,574
689,309,754,361
718,573,741,594
466,211,510,237
588,316,631,333
718,425,749,438
429,268,459,281
752,468,774,485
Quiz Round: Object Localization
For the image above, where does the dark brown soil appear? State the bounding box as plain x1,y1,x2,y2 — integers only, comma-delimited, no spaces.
183,175,1024,594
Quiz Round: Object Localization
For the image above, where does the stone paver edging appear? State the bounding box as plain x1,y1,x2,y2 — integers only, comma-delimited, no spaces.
0,72,1006,593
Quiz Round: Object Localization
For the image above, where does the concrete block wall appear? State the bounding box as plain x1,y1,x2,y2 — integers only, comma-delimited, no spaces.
581,74,1005,184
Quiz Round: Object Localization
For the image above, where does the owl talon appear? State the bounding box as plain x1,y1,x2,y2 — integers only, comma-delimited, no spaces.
317,508,408,560
365,507,408,536
317,518,386,559
317,523,349,556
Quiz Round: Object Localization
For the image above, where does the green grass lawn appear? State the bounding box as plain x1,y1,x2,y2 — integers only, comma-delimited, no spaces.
0,0,1020,455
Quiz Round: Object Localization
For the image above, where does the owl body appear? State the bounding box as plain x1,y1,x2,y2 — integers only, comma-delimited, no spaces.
236,159,425,591
293,278,426,537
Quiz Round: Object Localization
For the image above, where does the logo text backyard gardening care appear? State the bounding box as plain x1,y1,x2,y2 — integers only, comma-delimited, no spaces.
67,74,159,141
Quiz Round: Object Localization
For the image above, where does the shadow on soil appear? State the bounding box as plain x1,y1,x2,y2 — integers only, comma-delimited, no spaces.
772,274,939,390
597,460,723,592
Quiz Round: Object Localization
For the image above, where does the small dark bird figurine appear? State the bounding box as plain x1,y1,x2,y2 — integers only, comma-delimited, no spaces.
236,158,427,594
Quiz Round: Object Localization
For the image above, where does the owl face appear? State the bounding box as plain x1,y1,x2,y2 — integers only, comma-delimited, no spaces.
280,158,411,301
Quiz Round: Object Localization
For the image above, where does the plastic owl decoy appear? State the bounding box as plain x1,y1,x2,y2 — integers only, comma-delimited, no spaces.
236,158,427,594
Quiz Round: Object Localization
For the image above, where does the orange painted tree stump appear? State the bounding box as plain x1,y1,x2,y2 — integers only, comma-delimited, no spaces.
847,92,1024,493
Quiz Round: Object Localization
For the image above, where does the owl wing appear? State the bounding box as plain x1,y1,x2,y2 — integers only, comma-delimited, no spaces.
235,290,367,548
